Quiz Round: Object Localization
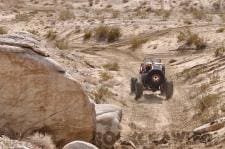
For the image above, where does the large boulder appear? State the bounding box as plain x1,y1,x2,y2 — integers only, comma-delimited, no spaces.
63,141,98,149
95,104,122,149
0,32,96,146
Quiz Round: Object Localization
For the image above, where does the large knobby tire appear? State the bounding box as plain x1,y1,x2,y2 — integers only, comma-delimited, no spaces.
147,70,165,89
165,81,174,100
130,77,137,94
135,80,143,100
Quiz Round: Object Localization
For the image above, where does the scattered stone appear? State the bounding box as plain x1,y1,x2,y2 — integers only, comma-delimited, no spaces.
95,104,122,149
63,141,98,149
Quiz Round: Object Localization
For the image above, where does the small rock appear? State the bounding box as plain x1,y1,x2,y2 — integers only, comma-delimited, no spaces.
63,141,98,149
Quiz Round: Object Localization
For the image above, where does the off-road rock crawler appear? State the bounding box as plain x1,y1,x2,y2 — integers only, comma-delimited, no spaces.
131,57,173,100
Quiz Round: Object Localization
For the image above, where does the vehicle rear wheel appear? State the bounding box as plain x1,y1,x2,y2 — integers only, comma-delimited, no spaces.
130,77,137,93
165,81,173,100
135,80,143,100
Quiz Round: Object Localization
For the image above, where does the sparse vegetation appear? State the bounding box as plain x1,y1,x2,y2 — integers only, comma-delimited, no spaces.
99,71,113,81
88,0,93,6
45,30,57,40
0,26,8,34
27,29,39,36
130,36,148,50
94,25,121,43
59,9,75,21
169,59,177,64
106,4,112,8
214,47,225,57
91,86,112,104
107,27,121,42
179,65,206,80
177,30,206,50
95,26,108,41
111,10,120,18
55,39,69,50
199,82,210,94
201,109,220,124
103,62,120,71
216,28,225,33
191,8,206,20
183,19,192,25
83,30,92,41
135,9,148,19
197,94,220,112
27,133,56,149
15,13,30,21
210,75,220,84
154,10,171,21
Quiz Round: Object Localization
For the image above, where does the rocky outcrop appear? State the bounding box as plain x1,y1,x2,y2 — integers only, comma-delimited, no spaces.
0,32,96,146
95,104,122,149
193,117,225,146
63,141,98,149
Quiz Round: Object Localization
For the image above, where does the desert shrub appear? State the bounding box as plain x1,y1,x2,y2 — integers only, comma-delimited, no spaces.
199,83,210,93
188,33,206,50
27,133,56,149
197,94,220,112
88,0,93,6
15,13,30,21
183,19,192,25
59,9,75,21
94,25,121,42
177,31,186,42
177,30,206,50
27,29,39,36
106,4,112,8
179,65,206,80
216,28,224,33
55,39,69,50
130,36,148,50
214,47,225,57
169,59,177,63
83,30,92,41
99,71,113,81
210,75,220,84
191,8,206,20
45,30,57,40
212,2,220,11
91,86,112,104
0,26,8,34
103,62,119,71
154,10,171,20
162,10,171,21
107,27,121,42
135,9,148,19
201,111,220,124
111,10,120,18
95,26,109,41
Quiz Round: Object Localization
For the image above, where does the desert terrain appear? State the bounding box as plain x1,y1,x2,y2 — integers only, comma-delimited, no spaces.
1,0,225,149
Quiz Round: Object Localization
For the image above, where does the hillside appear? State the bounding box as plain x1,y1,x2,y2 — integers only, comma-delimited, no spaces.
1,0,225,148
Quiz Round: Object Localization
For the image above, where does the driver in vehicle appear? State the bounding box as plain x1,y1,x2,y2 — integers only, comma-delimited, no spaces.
140,63,152,74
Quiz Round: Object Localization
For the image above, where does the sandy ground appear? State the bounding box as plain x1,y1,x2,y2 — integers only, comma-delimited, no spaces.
1,0,225,148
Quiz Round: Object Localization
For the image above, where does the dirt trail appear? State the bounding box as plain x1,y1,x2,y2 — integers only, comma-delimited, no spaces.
93,38,194,148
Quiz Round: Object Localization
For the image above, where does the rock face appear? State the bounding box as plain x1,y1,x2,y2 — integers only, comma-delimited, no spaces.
0,32,96,146
63,141,98,149
95,104,122,149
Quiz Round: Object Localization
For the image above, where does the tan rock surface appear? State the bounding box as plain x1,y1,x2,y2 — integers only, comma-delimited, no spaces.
0,32,96,146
